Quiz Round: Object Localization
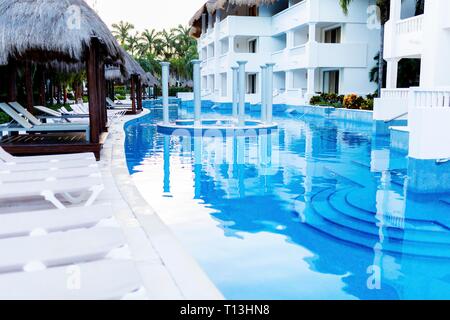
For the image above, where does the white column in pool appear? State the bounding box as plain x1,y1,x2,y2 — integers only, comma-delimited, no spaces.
192,59,202,125
160,62,170,124
265,63,275,124
231,66,239,119
237,61,247,126
260,65,267,123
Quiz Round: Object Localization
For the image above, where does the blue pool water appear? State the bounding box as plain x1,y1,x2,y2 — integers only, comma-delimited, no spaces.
125,103,450,300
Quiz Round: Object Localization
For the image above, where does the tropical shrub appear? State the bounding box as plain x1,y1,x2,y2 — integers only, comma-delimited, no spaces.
310,93,344,108
310,92,374,110
0,111,10,124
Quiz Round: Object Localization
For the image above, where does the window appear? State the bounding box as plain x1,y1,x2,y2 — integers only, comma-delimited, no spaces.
323,70,340,94
249,39,257,53
324,27,341,43
247,74,257,94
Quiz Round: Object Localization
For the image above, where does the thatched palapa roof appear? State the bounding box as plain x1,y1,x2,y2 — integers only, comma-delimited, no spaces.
106,48,159,86
0,0,123,66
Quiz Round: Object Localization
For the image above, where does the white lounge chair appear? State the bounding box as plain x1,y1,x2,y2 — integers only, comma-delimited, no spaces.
0,146,95,164
0,227,124,273
0,260,144,300
0,175,104,209
0,103,91,142
0,164,100,183
33,105,89,123
107,97,131,108
0,204,112,239
69,102,126,123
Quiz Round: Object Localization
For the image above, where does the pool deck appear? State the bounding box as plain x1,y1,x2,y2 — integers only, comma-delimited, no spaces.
0,110,223,300
102,110,223,300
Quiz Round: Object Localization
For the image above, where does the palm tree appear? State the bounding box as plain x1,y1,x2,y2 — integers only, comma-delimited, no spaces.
111,21,135,46
339,0,390,96
111,21,198,83
140,28,159,56
126,32,141,56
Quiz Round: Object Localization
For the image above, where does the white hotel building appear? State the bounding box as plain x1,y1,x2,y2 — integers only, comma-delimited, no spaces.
189,0,380,106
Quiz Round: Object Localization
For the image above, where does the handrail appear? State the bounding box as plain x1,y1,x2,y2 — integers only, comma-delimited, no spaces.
384,112,408,123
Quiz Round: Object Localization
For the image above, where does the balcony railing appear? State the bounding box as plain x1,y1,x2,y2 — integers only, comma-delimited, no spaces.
412,88,450,108
381,89,410,99
396,15,424,34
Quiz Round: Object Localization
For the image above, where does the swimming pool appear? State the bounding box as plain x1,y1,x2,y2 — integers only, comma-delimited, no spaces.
125,104,450,300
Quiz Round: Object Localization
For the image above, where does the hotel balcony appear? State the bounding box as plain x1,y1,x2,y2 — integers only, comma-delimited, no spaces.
384,14,425,59
271,42,368,71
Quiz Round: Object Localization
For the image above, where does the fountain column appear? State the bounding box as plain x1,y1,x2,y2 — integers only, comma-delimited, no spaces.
260,65,267,123
237,61,247,127
231,66,239,119
192,59,202,126
160,62,170,124
265,63,275,124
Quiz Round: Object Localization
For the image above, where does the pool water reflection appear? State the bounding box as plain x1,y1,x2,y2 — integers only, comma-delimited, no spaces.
125,107,450,300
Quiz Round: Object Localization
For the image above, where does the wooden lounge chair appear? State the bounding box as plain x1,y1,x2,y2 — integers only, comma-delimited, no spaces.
0,103,91,142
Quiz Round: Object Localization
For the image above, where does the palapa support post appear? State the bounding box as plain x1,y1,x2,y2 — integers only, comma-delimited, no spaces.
86,39,101,145
36,66,46,106
24,60,34,113
97,59,107,131
7,59,17,102
137,77,143,111
130,75,136,114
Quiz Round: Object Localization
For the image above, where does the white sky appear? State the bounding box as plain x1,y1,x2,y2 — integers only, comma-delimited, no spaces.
85,0,206,31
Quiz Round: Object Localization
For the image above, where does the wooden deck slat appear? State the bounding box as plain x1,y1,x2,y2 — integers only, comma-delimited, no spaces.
0,133,102,160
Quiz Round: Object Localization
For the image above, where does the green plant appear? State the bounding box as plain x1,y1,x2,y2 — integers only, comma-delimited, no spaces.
310,93,344,107
114,86,127,96
0,111,10,124
115,95,126,100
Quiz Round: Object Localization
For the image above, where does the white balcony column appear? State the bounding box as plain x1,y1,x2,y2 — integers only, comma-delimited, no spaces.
390,0,402,23
192,60,202,125
286,30,295,49
386,58,399,89
308,23,317,43
215,9,222,24
201,13,207,34
306,68,316,97
160,62,170,125
237,61,247,126
229,36,235,54
266,63,276,124
286,71,294,90
208,13,213,31
231,66,239,119
260,65,268,123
